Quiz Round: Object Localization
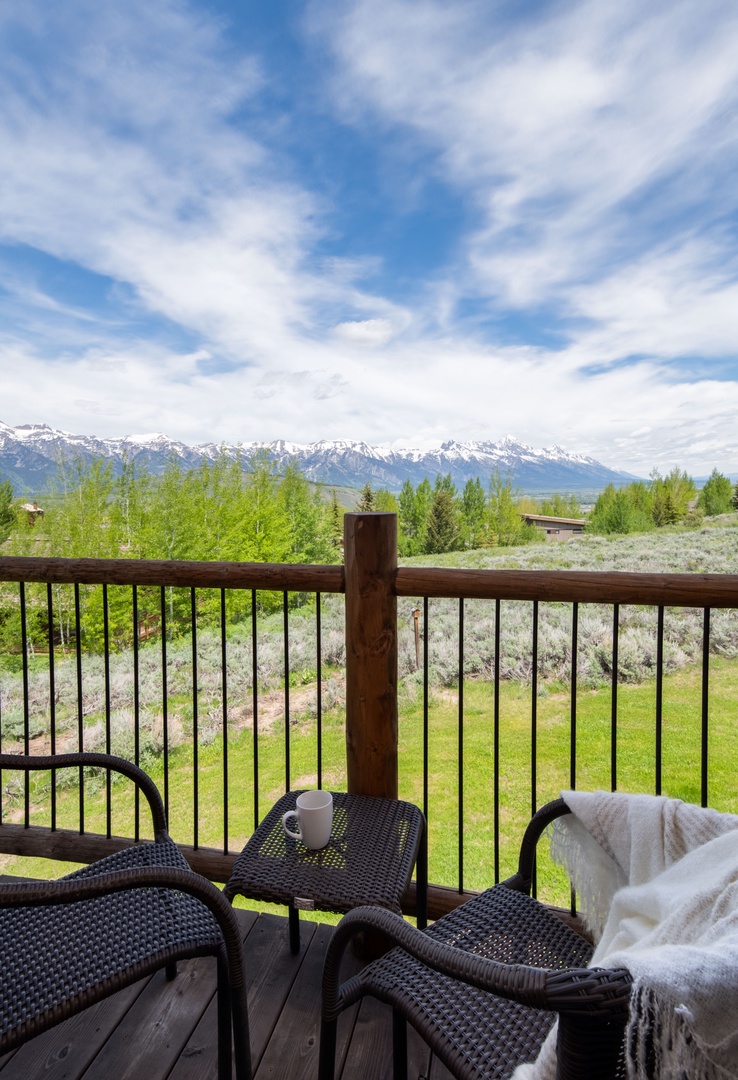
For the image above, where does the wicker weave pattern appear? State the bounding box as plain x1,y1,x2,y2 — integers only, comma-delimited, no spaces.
319,801,631,1080
225,791,424,914
358,886,593,1079
0,753,251,1079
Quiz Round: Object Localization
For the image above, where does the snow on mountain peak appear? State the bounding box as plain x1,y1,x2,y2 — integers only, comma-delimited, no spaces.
0,419,639,493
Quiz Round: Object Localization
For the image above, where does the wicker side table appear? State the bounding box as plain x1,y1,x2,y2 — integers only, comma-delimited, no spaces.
224,791,427,952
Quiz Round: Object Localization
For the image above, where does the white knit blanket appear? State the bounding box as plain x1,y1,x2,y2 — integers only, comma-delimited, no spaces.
512,791,738,1080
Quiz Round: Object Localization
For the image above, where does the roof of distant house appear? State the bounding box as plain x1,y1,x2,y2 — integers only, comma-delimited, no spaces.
521,513,586,527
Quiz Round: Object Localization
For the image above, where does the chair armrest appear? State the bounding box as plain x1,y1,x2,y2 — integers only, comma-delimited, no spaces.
509,798,572,893
0,752,168,841
322,906,631,1022
0,865,245,989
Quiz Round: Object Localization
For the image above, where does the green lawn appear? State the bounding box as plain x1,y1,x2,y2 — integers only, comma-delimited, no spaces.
3,655,737,910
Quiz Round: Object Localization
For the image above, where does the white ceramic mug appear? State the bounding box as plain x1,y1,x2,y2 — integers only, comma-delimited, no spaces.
281,790,333,849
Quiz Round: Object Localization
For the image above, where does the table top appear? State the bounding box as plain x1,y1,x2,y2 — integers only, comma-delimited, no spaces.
224,791,425,915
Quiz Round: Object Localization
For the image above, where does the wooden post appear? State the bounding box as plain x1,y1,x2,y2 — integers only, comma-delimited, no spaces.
344,512,398,798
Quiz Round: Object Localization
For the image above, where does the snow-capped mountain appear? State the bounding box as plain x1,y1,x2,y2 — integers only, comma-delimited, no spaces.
0,421,638,495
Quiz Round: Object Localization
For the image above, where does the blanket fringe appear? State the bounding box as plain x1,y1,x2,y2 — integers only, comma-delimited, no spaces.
627,983,729,1080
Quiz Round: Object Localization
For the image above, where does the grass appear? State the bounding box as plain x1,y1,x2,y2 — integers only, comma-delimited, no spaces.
4,654,737,910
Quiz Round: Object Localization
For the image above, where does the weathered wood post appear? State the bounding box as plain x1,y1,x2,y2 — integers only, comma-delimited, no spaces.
344,512,398,798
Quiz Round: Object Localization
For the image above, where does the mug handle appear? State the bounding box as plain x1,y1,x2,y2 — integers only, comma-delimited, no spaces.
282,810,303,841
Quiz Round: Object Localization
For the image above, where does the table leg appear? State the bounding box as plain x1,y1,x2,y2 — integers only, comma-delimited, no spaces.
289,905,301,953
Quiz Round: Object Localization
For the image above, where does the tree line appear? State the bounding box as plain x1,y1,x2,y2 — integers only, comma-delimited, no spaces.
1,454,735,656
589,467,737,534
0,451,342,653
354,475,581,555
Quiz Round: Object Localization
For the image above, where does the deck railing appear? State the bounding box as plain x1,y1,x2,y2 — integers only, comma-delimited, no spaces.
1,512,738,918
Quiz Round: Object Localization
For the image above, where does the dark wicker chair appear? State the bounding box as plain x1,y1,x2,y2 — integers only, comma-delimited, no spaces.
319,800,633,1080
0,752,250,1080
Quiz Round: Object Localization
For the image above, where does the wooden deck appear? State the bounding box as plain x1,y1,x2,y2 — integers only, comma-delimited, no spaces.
0,909,454,1080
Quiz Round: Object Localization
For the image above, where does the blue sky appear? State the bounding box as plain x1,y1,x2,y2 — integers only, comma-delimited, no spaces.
1,0,738,474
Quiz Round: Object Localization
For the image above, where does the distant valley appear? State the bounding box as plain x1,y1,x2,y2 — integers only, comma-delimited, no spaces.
0,420,639,496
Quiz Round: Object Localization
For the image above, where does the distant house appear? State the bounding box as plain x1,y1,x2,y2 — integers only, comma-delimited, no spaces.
520,512,585,541
20,500,44,525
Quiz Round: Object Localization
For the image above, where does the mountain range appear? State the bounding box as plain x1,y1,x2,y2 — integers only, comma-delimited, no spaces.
0,421,638,496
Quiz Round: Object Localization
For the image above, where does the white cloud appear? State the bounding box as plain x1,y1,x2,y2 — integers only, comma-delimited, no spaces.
1,0,738,478
311,0,738,315
334,318,396,346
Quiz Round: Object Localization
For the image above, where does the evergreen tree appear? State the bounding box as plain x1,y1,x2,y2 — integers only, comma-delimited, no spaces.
330,489,343,557
425,488,460,553
356,483,375,511
0,479,15,542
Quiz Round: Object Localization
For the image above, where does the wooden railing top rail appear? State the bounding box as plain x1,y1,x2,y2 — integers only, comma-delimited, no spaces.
395,567,738,608
2,555,738,609
0,556,345,594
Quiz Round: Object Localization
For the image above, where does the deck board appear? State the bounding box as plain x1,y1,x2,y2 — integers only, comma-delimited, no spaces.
0,910,449,1080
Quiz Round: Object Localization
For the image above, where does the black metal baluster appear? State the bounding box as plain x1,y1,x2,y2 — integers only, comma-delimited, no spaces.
423,596,429,825
458,598,464,894
531,601,538,822
103,585,111,839
191,588,198,850
20,583,29,827
316,594,323,789
160,586,169,826
284,592,290,793
611,604,619,792
570,602,578,790
74,583,84,833
132,586,140,841
702,608,710,808
493,598,501,884
655,606,664,796
47,584,57,830
221,588,229,855
570,602,578,917
252,590,259,830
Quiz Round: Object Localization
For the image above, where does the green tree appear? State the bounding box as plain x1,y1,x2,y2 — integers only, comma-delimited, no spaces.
487,472,526,546
329,490,343,557
356,483,375,511
698,469,734,517
461,477,487,548
374,488,399,513
425,488,460,553
278,460,335,563
0,479,15,542
398,478,432,556
589,483,653,534
650,468,696,527
109,455,154,557
227,450,289,564
540,493,582,518
434,473,457,498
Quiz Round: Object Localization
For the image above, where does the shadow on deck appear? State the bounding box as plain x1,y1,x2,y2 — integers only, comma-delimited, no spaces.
0,909,454,1080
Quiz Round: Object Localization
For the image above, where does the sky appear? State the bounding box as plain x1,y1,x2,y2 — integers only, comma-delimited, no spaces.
1,0,738,475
